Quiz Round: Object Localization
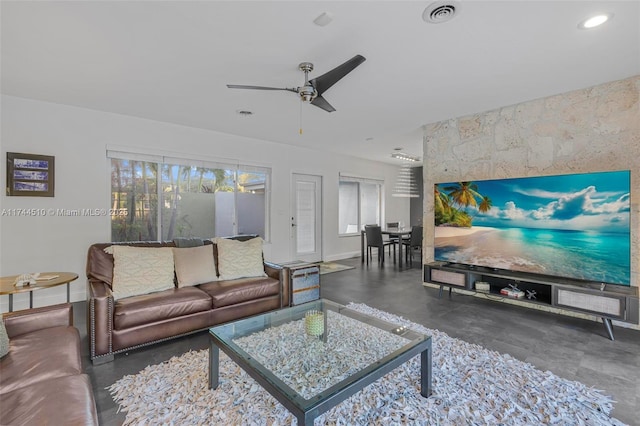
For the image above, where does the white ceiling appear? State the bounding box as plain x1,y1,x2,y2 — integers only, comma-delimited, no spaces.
2,1,639,165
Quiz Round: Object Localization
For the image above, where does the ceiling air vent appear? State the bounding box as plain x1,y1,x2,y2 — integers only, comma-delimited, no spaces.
423,1,460,24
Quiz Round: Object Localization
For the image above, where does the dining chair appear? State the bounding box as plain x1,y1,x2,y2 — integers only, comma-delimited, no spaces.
402,225,423,266
364,225,396,265
385,222,400,255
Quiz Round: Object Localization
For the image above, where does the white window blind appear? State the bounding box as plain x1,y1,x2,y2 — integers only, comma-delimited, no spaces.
338,173,384,235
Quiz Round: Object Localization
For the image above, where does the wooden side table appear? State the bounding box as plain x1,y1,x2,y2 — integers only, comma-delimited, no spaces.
0,272,78,312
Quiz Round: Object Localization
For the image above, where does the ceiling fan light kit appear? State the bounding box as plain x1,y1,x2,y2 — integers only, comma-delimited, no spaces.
226,55,366,113
297,62,318,102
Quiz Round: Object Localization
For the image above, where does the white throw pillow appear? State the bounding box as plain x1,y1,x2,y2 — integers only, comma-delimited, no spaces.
173,245,218,287
215,237,267,280
111,246,175,300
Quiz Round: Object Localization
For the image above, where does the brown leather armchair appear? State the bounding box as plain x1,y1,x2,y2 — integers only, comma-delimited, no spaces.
0,303,99,425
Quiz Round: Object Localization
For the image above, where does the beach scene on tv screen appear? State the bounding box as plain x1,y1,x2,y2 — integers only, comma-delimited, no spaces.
434,171,630,286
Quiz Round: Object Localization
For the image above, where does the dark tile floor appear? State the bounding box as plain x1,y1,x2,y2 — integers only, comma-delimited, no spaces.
78,257,640,425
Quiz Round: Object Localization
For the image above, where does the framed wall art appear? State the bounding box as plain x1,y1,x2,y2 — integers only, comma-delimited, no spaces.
6,152,55,197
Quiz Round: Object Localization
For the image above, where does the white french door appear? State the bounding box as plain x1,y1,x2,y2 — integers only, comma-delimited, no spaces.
291,173,322,263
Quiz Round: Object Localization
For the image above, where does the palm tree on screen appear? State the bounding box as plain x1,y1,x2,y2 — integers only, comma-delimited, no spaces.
478,195,493,214
443,182,482,210
436,181,491,227
435,186,451,214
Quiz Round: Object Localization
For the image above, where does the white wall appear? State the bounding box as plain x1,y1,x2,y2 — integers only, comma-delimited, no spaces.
0,95,409,312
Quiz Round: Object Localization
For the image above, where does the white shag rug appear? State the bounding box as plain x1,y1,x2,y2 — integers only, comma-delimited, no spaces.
109,303,625,425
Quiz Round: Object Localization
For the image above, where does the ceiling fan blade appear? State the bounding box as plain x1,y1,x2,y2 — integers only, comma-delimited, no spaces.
310,55,366,96
310,95,336,113
227,84,297,93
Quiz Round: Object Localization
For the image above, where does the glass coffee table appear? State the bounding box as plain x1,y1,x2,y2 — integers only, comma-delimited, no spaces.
208,299,432,425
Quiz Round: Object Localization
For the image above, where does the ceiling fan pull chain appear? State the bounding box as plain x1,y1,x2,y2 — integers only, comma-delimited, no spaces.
299,99,303,135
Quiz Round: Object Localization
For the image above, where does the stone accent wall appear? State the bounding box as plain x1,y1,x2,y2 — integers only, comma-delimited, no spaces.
422,75,639,325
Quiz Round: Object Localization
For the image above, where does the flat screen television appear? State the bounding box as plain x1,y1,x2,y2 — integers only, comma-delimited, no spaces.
434,170,631,286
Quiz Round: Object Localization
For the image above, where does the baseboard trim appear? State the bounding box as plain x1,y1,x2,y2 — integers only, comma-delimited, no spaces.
323,251,360,262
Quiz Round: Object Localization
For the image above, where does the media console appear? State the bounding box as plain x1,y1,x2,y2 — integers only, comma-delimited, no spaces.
424,261,639,340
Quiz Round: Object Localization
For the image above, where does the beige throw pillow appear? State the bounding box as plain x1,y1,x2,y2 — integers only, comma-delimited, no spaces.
173,245,218,287
215,237,267,280
0,319,9,358
112,246,175,300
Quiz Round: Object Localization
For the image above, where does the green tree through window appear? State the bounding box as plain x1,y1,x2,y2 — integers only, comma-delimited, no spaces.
110,157,269,242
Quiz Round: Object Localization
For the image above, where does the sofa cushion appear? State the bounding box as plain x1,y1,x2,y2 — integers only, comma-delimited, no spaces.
114,286,213,330
198,276,280,308
0,374,98,425
215,237,267,280
112,246,176,300
173,245,218,287
0,326,82,395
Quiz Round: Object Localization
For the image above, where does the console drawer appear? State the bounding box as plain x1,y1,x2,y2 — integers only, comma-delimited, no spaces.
555,287,625,320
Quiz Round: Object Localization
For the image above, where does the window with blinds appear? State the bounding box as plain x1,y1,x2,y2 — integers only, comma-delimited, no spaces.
338,173,383,236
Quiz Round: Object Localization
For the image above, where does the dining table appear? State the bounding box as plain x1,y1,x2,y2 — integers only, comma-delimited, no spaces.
361,227,412,267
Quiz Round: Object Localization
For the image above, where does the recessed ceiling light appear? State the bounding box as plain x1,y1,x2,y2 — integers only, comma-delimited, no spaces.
578,13,613,29
313,12,333,27
236,110,253,117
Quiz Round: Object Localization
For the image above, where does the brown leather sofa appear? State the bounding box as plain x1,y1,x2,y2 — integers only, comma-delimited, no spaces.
0,303,99,425
86,238,289,364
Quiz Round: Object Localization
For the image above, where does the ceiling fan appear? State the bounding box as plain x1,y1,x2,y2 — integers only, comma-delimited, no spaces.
227,55,366,113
